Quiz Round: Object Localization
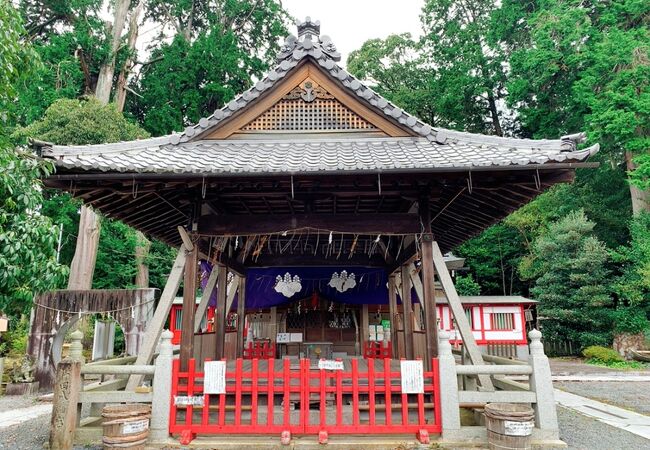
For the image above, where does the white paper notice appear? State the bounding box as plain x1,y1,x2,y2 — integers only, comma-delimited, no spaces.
203,360,227,394
290,333,303,343
318,359,344,370
173,395,204,406
400,360,424,394
504,420,534,436
122,419,149,435
276,332,290,343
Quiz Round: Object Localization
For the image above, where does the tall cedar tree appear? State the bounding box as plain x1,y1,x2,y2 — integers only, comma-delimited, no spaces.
521,211,614,346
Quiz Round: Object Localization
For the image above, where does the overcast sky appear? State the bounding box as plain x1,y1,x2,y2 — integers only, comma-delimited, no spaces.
282,0,424,66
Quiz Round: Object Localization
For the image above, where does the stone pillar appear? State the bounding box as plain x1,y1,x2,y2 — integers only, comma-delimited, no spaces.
49,330,84,450
438,331,461,438
528,329,559,439
150,330,174,442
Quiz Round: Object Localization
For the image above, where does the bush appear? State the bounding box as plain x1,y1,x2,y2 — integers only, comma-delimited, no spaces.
455,274,481,296
613,307,649,335
583,345,623,364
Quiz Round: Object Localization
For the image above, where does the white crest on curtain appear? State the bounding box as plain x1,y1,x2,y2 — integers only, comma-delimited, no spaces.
328,270,356,293
274,272,302,298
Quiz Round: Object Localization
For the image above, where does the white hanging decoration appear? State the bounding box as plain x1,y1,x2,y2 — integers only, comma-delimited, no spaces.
274,272,302,298
328,270,357,293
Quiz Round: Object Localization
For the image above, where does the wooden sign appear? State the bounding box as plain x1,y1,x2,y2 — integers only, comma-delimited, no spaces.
318,359,344,370
0,317,7,333
203,361,227,394
400,360,424,394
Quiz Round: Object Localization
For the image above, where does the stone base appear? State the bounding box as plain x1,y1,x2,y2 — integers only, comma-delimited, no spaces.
6,381,40,395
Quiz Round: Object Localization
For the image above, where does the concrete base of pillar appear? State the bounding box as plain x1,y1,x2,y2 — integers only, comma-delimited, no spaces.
441,426,564,448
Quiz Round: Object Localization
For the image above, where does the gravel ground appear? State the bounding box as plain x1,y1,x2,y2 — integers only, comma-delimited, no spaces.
0,394,50,450
557,406,650,450
556,381,650,416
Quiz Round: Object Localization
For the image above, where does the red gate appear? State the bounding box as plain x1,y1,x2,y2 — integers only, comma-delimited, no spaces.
170,357,441,442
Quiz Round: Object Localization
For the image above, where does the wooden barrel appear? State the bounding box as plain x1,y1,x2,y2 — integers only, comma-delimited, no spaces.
101,404,151,450
484,403,535,450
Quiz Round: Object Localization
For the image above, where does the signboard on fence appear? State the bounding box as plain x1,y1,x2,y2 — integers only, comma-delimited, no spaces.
318,359,344,370
203,361,227,394
174,395,204,406
400,360,424,394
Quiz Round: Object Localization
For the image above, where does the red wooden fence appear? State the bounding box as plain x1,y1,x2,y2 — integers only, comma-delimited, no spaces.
170,357,441,442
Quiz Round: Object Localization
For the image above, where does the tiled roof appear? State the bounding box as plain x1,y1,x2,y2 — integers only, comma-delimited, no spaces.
38,18,599,174
42,136,599,175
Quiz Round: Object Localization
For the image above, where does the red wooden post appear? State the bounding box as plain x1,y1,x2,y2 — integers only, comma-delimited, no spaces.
368,359,376,426
251,358,259,426
352,359,359,426
384,358,392,426
267,358,274,426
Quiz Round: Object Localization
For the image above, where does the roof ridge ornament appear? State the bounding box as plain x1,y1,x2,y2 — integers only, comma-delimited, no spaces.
297,16,320,39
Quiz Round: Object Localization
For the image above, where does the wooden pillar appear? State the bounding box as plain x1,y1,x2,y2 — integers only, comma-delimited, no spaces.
418,196,439,365
388,274,399,358
214,265,228,359
180,243,198,371
400,265,415,360
236,275,246,358
361,304,369,357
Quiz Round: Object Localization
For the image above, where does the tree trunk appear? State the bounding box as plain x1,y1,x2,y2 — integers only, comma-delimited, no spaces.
134,231,150,288
115,1,144,111
95,0,131,104
626,151,649,215
487,91,503,137
67,206,101,289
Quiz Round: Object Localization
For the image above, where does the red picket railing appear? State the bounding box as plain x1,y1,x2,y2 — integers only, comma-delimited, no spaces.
243,341,276,360
363,341,392,359
169,357,441,440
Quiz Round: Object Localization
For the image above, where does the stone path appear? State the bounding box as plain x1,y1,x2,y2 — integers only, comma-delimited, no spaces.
554,388,650,440
0,404,51,429
553,375,650,381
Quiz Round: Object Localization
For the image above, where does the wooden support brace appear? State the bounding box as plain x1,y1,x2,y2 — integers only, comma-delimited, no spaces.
180,244,198,370
400,265,415,360
214,265,228,359
431,241,493,390
236,276,246,358
388,275,398,358
194,267,218,333
126,245,187,390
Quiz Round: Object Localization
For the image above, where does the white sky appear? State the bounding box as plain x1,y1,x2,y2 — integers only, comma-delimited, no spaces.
281,0,424,66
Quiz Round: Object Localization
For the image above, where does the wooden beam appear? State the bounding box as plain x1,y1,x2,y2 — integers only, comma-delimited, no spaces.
180,244,198,371
361,304,369,357
431,241,493,390
418,196,439,368
126,245,187,390
198,213,421,235
388,275,398,358
194,265,218,333
225,274,241,313
236,276,246,358
400,265,415,360
214,265,228,359
177,226,194,251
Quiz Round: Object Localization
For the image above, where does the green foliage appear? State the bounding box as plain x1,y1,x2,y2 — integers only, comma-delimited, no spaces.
523,211,614,346
456,224,527,295
130,0,290,135
583,345,624,364
146,239,178,292
13,97,149,145
613,307,649,335
455,275,481,296
611,212,650,307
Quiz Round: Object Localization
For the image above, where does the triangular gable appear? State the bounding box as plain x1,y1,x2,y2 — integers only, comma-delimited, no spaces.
170,22,428,145
203,61,411,139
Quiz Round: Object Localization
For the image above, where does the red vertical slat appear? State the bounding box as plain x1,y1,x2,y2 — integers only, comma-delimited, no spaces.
267,358,274,426
400,358,408,426
352,358,359,427
336,360,343,427
186,358,196,427
251,358,259,426
417,358,425,426
283,358,290,427
235,358,243,426
384,358,392,426
319,363,326,427
202,358,211,427
301,359,309,430
432,358,441,430
218,359,226,426
170,358,179,431
368,358,376,426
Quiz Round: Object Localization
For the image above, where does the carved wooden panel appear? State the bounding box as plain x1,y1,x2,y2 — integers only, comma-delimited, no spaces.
241,78,377,132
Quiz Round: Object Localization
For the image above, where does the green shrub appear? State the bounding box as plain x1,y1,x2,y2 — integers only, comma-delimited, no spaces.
583,345,623,364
